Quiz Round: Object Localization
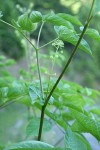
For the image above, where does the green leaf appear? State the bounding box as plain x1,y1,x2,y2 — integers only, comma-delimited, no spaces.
80,87,100,99
5,141,53,150
18,14,34,31
0,77,14,87
57,13,82,26
45,14,74,30
18,95,32,106
26,117,51,137
30,11,42,23
71,120,87,133
54,26,92,55
65,127,92,150
61,93,85,112
85,28,100,42
71,109,100,141
7,81,27,99
90,107,100,116
45,109,67,130
0,80,31,106
75,134,93,150
0,11,3,18
28,84,42,104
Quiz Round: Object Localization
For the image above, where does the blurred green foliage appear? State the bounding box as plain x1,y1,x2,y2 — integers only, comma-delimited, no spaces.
0,0,100,146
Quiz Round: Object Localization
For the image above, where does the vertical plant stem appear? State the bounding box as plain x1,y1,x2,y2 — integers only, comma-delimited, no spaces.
37,0,95,141
86,0,95,21
36,22,44,98
37,106,45,140
36,22,45,141
37,22,44,48
36,50,43,96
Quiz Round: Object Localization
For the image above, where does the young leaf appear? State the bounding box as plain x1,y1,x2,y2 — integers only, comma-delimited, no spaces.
85,28,100,42
30,11,42,23
26,117,51,137
57,13,82,26
18,14,34,31
5,141,53,150
54,26,92,55
45,13,74,30
65,127,92,150
71,109,100,141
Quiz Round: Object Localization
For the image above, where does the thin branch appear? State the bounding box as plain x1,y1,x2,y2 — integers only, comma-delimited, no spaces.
37,22,44,48
36,50,44,97
86,0,95,22
36,22,44,99
0,19,37,51
0,94,27,110
38,37,59,49
0,99,18,110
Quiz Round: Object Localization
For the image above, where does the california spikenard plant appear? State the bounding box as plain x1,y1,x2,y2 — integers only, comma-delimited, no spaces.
0,0,100,149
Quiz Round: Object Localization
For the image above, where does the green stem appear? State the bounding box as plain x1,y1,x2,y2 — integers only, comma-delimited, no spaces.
37,0,95,141
86,0,95,22
36,50,44,97
0,94,27,110
0,19,37,51
38,37,59,49
37,106,45,140
36,22,44,99
37,22,44,48
0,100,17,110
